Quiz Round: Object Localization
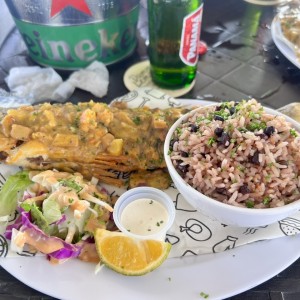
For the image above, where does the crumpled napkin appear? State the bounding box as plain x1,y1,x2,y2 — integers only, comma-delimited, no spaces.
4,61,109,104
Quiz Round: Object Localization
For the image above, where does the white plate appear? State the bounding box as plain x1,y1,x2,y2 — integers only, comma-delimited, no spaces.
1,98,300,300
1,235,300,300
244,0,286,6
271,14,300,69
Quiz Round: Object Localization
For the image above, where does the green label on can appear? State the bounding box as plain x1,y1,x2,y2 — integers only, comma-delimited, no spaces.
14,7,139,69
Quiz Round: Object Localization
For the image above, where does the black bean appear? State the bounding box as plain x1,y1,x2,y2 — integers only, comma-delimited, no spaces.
234,102,239,106
215,105,222,111
190,124,199,132
220,132,230,147
169,138,178,149
214,115,225,122
180,151,189,157
177,164,189,174
229,107,236,115
277,160,288,166
263,126,275,137
238,184,251,194
215,187,227,195
249,150,260,165
214,127,224,137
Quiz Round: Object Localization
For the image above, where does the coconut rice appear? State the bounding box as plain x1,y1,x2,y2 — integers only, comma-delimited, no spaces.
169,99,300,209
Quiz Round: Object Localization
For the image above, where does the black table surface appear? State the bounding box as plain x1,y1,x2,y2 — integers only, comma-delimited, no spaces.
1,0,300,299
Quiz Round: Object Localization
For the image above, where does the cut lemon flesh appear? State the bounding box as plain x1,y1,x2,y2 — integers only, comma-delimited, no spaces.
94,229,171,276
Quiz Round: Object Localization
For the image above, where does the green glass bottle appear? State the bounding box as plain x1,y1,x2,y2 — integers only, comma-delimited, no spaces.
147,0,203,89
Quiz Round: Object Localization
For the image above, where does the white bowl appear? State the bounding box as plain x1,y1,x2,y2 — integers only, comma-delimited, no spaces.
164,104,300,227
113,187,175,240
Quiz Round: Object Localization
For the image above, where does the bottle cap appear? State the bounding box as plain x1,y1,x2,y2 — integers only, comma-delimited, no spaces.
123,60,195,98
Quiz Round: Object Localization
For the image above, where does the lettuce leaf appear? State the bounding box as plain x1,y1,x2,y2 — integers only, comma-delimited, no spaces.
0,171,32,217
30,203,51,234
42,197,62,225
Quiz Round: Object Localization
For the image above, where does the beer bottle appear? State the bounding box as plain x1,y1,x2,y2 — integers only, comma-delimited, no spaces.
147,0,203,89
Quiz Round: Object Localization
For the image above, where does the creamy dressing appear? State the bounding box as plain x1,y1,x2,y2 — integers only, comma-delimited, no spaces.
120,198,169,236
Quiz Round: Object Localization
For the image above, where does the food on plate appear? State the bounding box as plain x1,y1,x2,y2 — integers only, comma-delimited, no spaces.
280,12,300,61
168,99,300,208
1,169,173,273
1,169,115,264
278,102,300,123
0,101,186,187
94,228,171,276
128,169,171,189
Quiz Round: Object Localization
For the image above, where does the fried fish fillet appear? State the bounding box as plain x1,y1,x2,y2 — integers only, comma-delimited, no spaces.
0,101,188,187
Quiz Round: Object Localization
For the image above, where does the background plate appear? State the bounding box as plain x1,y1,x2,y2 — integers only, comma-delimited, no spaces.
271,15,300,69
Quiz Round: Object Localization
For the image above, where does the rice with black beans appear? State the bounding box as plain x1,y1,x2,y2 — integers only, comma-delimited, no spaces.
169,99,300,208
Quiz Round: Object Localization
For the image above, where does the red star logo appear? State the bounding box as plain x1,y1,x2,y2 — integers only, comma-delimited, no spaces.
50,0,92,18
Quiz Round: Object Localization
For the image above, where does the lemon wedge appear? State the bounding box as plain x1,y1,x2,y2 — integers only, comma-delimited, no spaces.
94,229,171,276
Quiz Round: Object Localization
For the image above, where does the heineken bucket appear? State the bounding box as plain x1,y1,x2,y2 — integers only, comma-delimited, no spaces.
4,0,140,70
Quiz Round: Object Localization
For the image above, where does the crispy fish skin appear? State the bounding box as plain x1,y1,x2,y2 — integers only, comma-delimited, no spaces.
0,101,187,186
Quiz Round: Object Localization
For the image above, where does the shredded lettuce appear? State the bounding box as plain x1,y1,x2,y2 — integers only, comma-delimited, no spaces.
0,171,32,217
42,197,62,225
30,203,51,234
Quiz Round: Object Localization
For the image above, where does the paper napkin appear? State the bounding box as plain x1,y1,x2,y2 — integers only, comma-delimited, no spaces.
0,87,300,260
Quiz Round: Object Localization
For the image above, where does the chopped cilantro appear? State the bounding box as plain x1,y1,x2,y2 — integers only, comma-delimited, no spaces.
263,196,271,205
248,111,260,119
237,165,245,172
200,291,209,299
246,200,254,208
73,116,80,128
238,127,247,133
59,179,82,193
207,137,216,146
149,200,154,204
226,123,234,132
93,192,99,199
214,110,230,120
133,116,141,125
230,150,236,158
265,174,272,182
290,128,298,137
246,121,266,132
176,127,182,135
196,116,205,123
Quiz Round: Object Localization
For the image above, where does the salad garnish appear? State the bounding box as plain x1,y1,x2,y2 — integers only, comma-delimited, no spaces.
1,170,114,264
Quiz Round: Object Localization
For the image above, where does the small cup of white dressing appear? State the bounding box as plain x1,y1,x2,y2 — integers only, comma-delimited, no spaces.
113,187,176,241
